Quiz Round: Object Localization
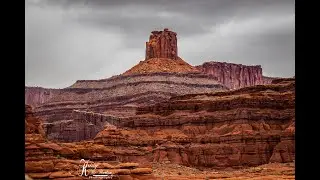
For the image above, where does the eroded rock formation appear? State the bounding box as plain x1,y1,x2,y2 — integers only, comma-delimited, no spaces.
25,105,155,179
35,72,227,142
146,28,178,60
102,78,295,168
45,78,294,168
196,61,281,89
196,61,263,89
25,79,295,178
25,104,45,137
25,87,60,108
123,57,199,75
263,76,279,84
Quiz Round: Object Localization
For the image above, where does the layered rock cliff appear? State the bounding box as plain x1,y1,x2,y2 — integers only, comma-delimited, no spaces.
196,61,280,89
263,76,279,84
25,87,60,108
25,102,294,179
25,104,45,136
59,78,295,168
35,72,227,142
123,57,199,75
25,105,155,179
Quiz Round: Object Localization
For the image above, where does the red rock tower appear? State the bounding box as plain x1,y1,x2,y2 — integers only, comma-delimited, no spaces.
145,28,178,60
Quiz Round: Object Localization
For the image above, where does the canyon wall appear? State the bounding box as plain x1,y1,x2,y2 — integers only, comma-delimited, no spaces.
85,78,296,168
25,79,295,178
43,110,121,142
263,76,278,84
25,104,45,136
35,72,227,142
196,61,279,89
25,87,60,108
25,106,155,179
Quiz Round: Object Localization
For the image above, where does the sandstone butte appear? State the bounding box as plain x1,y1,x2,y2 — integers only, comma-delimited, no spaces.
25,28,295,179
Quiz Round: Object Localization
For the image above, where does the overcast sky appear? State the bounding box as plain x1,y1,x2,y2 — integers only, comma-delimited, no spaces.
26,0,295,88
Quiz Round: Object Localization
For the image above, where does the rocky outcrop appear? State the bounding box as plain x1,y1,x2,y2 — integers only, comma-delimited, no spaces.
27,78,295,169
25,76,295,176
34,72,227,142
43,110,121,142
25,104,45,137
263,76,279,84
25,139,156,180
92,78,295,168
196,61,281,89
146,28,178,60
25,87,60,108
25,105,155,179
123,58,199,75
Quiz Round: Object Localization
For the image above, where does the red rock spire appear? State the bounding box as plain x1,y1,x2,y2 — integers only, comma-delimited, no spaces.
145,28,178,60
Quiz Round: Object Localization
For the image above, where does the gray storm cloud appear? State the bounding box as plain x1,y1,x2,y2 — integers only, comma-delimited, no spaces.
25,0,295,88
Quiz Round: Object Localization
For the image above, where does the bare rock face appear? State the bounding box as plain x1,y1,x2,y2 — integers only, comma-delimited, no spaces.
123,58,199,75
44,110,121,142
25,104,45,137
145,28,178,60
263,76,279,84
196,61,284,90
25,77,295,176
92,79,295,168
25,105,155,179
37,73,227,142
196,61,265,89
25,87,60,108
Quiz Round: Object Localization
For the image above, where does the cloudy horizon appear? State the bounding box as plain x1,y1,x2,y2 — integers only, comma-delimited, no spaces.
26,0,295,88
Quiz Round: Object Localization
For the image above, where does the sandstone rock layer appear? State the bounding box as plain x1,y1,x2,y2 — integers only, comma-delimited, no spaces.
25,87,60,108
25,105,155,179
146,28,178,60
84,78,295,168
33,72,227,142
196,61,280,89
123,58,199,75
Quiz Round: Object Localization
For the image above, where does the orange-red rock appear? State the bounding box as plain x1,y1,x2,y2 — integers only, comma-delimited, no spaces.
145,28,178,60
25,105,155,179
196,61,280,89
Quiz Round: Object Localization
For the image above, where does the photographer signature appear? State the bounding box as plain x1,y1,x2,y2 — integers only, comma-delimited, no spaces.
79,159,98,176
79,159,114,179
